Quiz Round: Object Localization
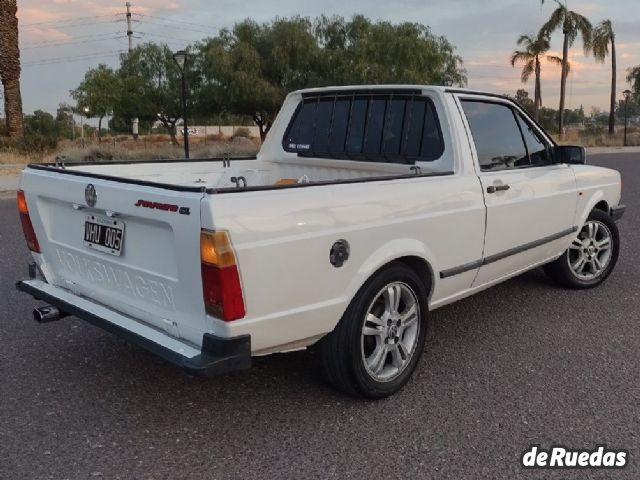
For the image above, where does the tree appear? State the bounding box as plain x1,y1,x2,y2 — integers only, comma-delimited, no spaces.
56,103,75,139
24,110,57,136
71,15,467,143
314,15,467,87
22,105,76,139
627,66,640,98
510,33,550,120
0,0,23,137
199,17,321,140
592,20,616,135
540,0,592,137
614,97,639,121
70,64,119,142
198,15,467,140
116,43,194,144
537,106,559,133
511,89,536,115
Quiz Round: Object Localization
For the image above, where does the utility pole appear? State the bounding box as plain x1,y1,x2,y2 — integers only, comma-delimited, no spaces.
126,2,133,51
623,90,632,147
126,2,139,139
173,51,190,159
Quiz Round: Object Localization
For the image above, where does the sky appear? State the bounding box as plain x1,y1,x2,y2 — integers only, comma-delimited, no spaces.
14,0,640,118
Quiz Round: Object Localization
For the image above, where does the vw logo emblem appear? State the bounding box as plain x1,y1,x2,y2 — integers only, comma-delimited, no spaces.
85,184,97,207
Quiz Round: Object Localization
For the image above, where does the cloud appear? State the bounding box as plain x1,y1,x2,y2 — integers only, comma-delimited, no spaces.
21,28,72,43
18,7,67,23
15,0,640,114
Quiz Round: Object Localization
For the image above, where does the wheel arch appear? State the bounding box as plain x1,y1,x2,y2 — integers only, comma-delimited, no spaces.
593,200,609,213
576,190,610,229
395,255,435,300
344,239,436,313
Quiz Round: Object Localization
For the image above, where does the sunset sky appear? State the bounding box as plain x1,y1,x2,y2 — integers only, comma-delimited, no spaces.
15,0,640,116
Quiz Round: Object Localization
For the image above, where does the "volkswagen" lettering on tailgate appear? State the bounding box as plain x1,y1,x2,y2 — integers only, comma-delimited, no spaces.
55,248,175,310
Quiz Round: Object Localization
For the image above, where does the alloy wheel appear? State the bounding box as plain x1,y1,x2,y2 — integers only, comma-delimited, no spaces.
360,282,420,382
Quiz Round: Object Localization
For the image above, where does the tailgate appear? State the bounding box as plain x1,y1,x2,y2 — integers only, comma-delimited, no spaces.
21,167,207,346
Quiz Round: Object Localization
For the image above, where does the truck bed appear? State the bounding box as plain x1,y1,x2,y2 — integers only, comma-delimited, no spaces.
53,156,437,192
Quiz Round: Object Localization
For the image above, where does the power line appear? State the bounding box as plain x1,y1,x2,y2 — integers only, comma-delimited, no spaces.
133,13,215,31
133,17,213,36
23,50,125,67
23,35,126,50
21,18,127,32
22,31,122,46
137,31,195,44
21,13,121,28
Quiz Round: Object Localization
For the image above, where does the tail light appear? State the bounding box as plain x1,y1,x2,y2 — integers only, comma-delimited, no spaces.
17,190,40,253
200,229,245,321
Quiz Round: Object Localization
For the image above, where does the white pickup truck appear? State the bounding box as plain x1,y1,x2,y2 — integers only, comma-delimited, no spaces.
16,85,625,398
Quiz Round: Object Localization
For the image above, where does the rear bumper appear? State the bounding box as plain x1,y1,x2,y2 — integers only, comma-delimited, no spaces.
16,279,251,377
611,204,626,222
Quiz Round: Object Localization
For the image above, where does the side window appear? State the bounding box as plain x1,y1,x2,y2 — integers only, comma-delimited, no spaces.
285,100,316,152
283,93,445,165
421,101,443,161
346,97,368,155
461,101,529,171
363,98,386,156
515,113,552,166
403,99,426,158
312,98,333,155
328,98,350,156
382,98,406,157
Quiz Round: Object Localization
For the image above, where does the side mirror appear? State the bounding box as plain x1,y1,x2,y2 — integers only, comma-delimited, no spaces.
553,145,586,165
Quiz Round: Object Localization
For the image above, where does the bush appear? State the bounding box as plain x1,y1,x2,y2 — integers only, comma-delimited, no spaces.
0,133,58,154
581,124,605,137
233,127,252,138
205,133,225,142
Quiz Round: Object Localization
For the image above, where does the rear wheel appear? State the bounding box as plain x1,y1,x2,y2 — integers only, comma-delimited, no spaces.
544,209,619,289
315,262,429,398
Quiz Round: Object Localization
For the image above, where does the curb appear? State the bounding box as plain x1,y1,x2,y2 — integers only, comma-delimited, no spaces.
588,147,640,154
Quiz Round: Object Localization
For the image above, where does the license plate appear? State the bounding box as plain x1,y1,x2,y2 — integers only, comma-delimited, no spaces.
84,215,125,256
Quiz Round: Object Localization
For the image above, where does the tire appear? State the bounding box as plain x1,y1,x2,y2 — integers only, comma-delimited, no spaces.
543,209,619,289
315,262,429,399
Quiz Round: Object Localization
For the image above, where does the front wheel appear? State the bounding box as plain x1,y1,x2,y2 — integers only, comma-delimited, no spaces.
544,209,620,289
314,262,429,399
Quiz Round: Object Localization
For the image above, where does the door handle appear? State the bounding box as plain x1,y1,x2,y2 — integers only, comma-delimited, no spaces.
486,184,510,194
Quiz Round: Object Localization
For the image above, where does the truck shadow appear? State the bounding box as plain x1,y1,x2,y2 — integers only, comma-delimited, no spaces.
51,266,571,406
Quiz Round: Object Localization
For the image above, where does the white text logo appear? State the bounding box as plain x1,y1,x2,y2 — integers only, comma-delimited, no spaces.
521,445,628,469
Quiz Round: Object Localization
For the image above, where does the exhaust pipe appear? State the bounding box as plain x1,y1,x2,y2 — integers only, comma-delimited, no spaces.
33,305,68,323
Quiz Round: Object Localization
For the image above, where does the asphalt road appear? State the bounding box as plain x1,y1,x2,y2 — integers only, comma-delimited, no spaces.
1,153,639,480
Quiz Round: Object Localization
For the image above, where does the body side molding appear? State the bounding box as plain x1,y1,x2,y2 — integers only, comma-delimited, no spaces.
439,226,578,279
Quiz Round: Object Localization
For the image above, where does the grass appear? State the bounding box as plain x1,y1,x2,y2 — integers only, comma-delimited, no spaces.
56,138,260,163
553,127,640,147
0,150,43,165
0,134,261,168
0,128,637,173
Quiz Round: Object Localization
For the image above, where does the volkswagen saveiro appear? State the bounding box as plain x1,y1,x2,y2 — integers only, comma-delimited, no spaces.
16,86,625,398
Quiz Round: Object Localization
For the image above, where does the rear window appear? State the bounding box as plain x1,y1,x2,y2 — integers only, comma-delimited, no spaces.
283,93,444,164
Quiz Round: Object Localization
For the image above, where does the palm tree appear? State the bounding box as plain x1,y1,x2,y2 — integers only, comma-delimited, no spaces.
0,0,23,137
540,0,592,137
592,20,616,135
510,33,566,120
510,33,550,120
